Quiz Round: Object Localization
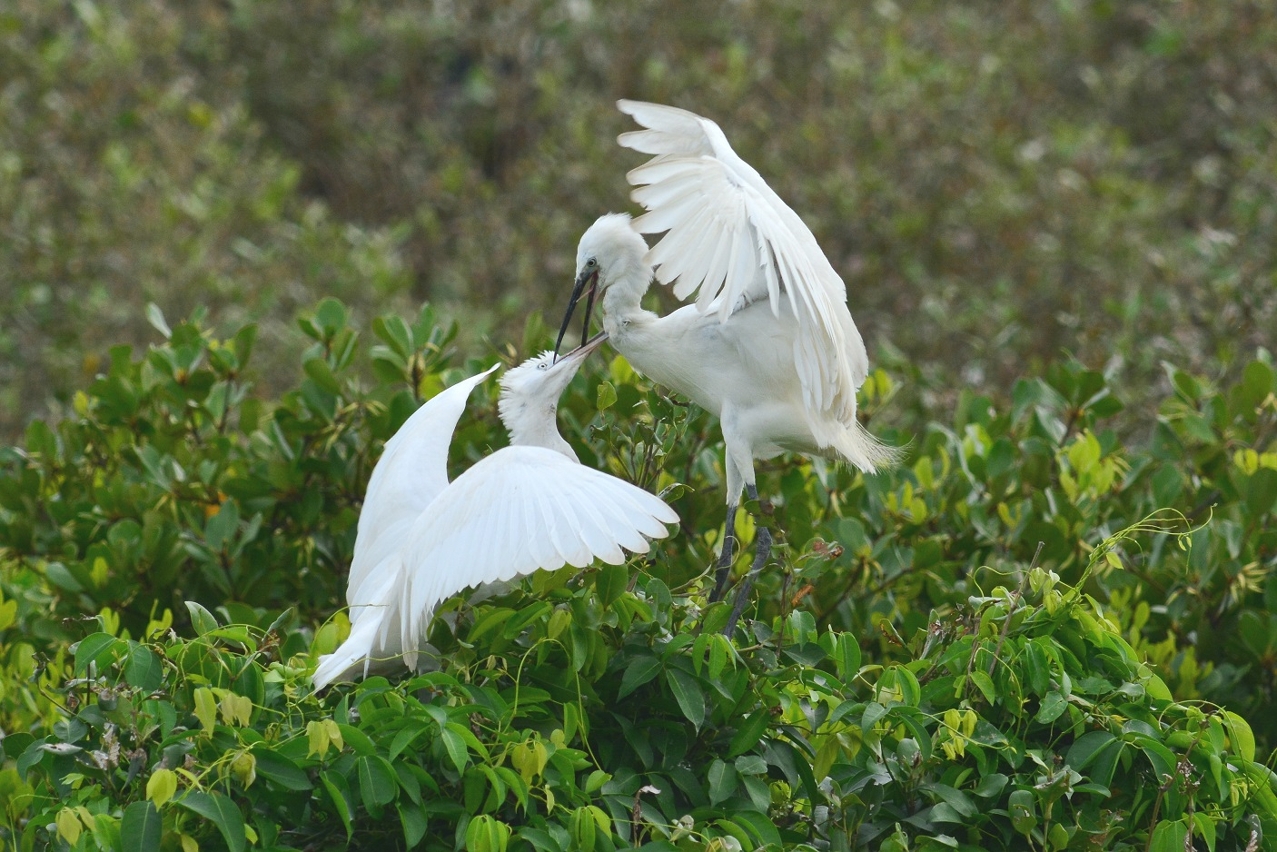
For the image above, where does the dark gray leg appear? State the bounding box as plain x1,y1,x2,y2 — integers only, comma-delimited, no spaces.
724,526,771,635
723,485,770,635
709,501,738,602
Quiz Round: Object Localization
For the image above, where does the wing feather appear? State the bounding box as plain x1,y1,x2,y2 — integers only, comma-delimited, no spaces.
313,565,401,689
617,100,716,156
618,100,871,430
346,367,496,606
398,448,676,659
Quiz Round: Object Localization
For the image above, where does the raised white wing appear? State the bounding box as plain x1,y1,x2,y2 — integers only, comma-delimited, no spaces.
398,447,677,667
346,367,497,612
617,99,868,427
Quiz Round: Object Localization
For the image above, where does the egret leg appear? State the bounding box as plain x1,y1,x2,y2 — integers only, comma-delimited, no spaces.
724,525,772,636
709,501,738,602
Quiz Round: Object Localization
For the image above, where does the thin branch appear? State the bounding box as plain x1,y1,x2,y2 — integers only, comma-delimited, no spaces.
988,541,1044,677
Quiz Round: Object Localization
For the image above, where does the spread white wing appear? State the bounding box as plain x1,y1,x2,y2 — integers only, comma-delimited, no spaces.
345,367,497,610
617,99,868,428
398,447,677,668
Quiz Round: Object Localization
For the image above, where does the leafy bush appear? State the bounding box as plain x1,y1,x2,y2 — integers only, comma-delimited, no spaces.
0,301,1274,850
6,539,1277,851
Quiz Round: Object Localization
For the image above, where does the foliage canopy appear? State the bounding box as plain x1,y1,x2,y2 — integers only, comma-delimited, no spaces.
0,303,1274,849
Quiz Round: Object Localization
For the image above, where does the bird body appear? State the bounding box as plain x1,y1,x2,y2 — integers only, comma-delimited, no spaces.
556,101,895,625
313,336,677,689
577,210,891,507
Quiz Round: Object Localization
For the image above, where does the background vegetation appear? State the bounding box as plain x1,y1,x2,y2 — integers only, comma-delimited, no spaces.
2,0,1275,438
1,1,1275,849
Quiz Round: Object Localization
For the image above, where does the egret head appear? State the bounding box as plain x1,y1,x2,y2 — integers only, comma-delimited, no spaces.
554,214,650,357
498,332,607,457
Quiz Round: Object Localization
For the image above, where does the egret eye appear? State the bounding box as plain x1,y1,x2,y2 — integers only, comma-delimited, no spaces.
537,362,549,370
586,258,597,269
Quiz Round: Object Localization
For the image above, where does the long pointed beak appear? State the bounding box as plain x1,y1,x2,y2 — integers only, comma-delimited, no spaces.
554,269,599,361
555,330,609,367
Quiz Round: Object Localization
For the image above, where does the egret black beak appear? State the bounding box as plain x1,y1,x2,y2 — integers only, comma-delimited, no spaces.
554,330,609,367
554,268,600,362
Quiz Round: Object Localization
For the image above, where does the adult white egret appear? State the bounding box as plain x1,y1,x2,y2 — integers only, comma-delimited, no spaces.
312,334,678,689
555,100,896,631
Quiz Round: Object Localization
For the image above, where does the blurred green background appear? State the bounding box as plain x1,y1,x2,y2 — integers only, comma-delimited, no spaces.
2,0,1274,440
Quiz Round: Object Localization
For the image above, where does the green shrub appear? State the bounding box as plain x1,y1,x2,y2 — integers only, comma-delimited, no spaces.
6,546,1277,851
0,301,1274,849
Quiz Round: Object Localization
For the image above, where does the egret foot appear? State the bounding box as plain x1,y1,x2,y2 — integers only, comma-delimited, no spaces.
723,526,772,636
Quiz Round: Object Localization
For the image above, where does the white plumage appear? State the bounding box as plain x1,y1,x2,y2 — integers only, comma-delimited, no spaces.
556,100,895,628
312,335,677,688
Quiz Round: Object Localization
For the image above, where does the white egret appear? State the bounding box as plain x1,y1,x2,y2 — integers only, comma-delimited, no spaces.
555,100,896,631
312,334,678,689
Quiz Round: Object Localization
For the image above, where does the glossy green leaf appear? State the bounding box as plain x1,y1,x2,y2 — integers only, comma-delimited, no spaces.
618,655,661,698
178,791,246,852
664,668,705,730
119,802,161,852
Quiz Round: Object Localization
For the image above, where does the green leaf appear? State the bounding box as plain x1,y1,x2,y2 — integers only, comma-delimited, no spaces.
441,727,470,774
357,754,399,809
185,601,219,635
398,801,429,848
303,357,341,394
1192,812,1217,852
1221,711,1256,762
232,322,257,368
74,633,122,675
836,633,862,683
251,747,313,791
730,811,783,848
1149,819,1188,852
922,783,977,819
178,791,246,852
124,643,163,691
1008,789,1036,835
1134,736,1177,781
1067,731,1116,770
972,773,1008,798
389,720,430,761
618,655,661,698
708,759,737,806
119,802,161,852
596,381,618,411
1035,691,1067,724
315,297,348,334
373,314,414,359
890,665,921,706
728,710,770,758
596,563,629,609
44,561,85,593
321,771,354,840
1024,638,1051,696
664,668,705,730
336,723,377,756
969,671,997,705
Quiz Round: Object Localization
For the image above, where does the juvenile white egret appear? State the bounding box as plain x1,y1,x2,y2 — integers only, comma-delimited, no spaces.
312,334,678,689
555,100,896,631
